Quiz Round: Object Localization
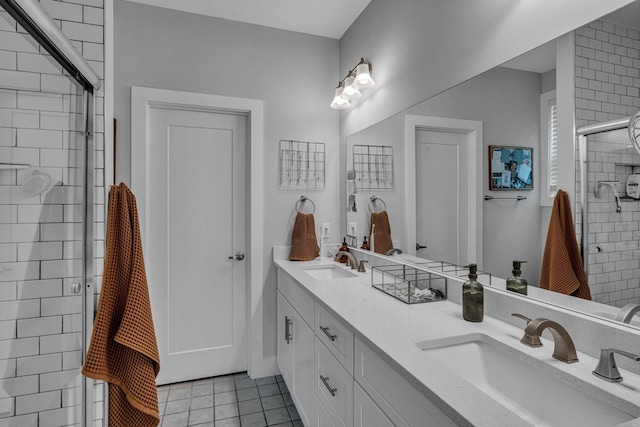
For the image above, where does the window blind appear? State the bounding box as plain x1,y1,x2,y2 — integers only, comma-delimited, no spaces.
548,101,558,198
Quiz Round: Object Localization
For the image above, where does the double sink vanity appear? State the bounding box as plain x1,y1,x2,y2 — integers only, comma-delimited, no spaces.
273,246,640,427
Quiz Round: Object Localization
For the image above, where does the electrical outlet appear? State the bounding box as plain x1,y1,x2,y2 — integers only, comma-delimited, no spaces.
348,222,357,236
321,223,331,237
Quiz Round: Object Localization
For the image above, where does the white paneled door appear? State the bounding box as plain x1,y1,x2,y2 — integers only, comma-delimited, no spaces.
143,103,247,385
416,129,468,265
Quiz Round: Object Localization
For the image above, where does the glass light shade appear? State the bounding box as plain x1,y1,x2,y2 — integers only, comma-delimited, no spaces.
330,86,351,109
342,75,362,100
352,63,375,89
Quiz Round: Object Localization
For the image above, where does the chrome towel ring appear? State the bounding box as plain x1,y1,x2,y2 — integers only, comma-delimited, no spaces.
368,195,387,213
295,195,316,214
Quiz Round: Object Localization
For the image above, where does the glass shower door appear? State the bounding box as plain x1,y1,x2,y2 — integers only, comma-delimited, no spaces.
0,7,92,426
580,127,640,308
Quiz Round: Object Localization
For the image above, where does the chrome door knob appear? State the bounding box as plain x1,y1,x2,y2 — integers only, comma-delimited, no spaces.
70,282,82,294
229,252,245,261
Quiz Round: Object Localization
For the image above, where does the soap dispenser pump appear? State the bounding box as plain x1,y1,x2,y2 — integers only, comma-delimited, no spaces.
462,264,483,322
338,237,350,263
507,260,528,295
361,236,369,250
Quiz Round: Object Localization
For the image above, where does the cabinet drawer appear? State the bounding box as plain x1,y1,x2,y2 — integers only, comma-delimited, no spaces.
354,382,394,427
315,395,339,427
315,304,354,374
277,268,315,327
354,338,457,427
315,337,353,427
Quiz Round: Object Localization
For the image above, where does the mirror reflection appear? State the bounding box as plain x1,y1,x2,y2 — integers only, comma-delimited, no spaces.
344,1,640,329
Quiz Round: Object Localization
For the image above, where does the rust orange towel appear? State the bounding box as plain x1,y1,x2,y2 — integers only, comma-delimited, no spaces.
82,183,160,426
540,190,591,300
370,210,393,255
289,212,320,261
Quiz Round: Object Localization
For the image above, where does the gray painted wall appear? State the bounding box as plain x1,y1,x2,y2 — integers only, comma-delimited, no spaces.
114,0,339,359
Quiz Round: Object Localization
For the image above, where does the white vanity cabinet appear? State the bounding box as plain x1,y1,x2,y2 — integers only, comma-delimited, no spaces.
354,338,457,427
276,271,315,427
276,265,457,427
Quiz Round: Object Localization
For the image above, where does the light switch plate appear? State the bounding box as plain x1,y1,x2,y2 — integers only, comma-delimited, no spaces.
321,223,331,237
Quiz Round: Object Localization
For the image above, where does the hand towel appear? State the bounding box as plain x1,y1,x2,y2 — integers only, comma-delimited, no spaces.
370,210,393,255
82,183,161,426
540,190,591,300
289,212,320,261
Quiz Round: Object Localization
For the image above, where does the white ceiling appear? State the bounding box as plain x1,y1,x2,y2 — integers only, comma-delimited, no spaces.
125,0,372,39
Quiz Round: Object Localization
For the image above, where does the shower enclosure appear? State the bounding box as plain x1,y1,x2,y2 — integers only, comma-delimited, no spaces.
0,0,100,425
578,117,640,308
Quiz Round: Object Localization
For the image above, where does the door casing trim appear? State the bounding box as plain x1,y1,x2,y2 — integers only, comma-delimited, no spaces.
131,86,270,378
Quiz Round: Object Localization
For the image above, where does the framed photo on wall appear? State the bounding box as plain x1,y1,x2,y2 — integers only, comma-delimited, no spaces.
489,146,533,190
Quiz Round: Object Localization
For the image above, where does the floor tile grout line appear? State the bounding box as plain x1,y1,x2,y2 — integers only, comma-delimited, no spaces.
158,373,299,427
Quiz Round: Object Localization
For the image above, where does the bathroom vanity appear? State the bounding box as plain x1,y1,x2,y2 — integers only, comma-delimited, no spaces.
273,247,640,427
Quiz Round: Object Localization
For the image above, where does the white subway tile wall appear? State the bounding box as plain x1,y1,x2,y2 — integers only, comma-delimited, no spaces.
0,0,104,426
575,20,640,307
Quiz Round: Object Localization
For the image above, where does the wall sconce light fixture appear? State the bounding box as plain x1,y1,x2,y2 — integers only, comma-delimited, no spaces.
330,57,375,109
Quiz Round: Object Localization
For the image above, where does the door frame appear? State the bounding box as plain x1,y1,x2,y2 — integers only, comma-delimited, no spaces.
131,86,269,378
404,115,483,266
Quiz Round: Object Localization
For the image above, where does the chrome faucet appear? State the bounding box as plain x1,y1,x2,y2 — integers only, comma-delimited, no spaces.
336,251,358,270
593,348,640,383
515,315,578,363
385,248,403,256
614,303,640,324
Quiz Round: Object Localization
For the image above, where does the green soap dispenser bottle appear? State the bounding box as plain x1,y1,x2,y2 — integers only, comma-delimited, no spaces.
462,264,483,322
507,260,528,296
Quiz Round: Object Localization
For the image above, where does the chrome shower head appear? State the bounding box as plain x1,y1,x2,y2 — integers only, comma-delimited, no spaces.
21,170,51,197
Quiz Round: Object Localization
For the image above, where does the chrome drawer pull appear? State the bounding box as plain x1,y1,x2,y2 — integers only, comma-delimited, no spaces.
319,325,337,341
285,316,293,344
320,375,337,396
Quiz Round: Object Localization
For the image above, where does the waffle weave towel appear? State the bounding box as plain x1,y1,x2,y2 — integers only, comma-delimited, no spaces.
370,210,393,255
540,190,591,300
82,183,160,426
289,212,320,261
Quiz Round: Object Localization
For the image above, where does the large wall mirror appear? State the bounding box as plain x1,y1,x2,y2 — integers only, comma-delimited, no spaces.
343,1,640,329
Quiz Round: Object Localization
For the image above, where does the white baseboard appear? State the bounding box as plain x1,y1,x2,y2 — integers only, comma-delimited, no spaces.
249,356,279,379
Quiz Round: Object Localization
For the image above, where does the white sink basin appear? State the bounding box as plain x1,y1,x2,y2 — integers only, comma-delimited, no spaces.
303,264,358,280
417,334,635,427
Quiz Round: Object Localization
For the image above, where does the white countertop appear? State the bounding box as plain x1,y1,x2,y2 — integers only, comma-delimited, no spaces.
273,252,640,427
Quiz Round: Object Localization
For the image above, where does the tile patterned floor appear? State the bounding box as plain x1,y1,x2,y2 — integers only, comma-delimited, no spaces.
158,372,304,427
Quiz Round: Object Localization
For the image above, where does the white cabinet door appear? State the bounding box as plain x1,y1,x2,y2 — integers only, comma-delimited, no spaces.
316,396,339,427
277,289,314,426
293,316,315,427
277,290,295,386
354,383,395,427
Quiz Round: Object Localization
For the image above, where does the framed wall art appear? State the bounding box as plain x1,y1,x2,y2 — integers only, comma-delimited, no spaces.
489,146,533,190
